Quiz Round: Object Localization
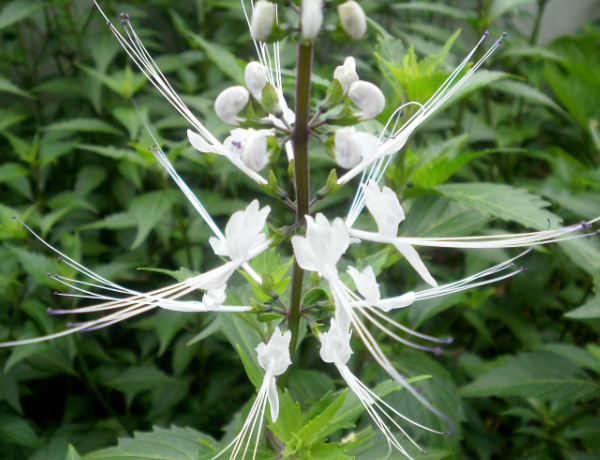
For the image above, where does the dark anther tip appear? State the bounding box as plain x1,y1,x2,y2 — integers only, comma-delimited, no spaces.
106,20,110,26
66,322,74,328
444,431,452,435
46,307,54,315
11,216,16,219
57,256,62,261
445,337,453,344
520,265,527,271
502,32,508,37
53,291,59,296
433,347,443,356
423,451,427,455
47,272,51,277
596,229,600,235
483,30,489,36
120,12,129,19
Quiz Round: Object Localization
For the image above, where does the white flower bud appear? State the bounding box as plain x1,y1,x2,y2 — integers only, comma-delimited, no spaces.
251,1,276,41
223,128,269,172
334,57,359,91
334,127,361,169
348,80,385,120
338,1,367,40
302,0,323,40
215,86,249,125
245,61,268,99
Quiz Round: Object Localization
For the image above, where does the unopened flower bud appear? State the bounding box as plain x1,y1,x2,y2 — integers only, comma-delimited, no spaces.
245,62,268,99
251,1,276,41
338,1,367,40
215,86,250,125
302,0,323,40
333,57,359,90
334,127,361,169
224,128,269,172
348,81,385,120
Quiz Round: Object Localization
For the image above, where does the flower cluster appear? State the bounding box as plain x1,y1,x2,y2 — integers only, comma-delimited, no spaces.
3,1,600,459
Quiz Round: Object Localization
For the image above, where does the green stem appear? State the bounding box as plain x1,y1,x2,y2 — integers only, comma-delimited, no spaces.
287,42,314,360
530,0,548,45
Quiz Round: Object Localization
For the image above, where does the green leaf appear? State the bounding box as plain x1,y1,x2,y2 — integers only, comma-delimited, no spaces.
0,414,40,448
460,351,599,401
132,310,193,356
298,390,347,446
0,0,43,32
0,162,29,184
0,73,34,98
183,33,245,85
130,190,178,249
43,118,124,136
103,365,175,399
434,182,561,230
268,389,304,443
0,373,22,415
65,445,83,460
76,144,150,167
393,2,477,21
565,295,600,319
83,426,214,459
219,313,264,389
288,369,335,404
489,0,537,21
490,80,566,114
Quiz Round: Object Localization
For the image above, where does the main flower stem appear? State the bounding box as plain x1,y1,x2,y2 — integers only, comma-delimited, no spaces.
288,42,313,360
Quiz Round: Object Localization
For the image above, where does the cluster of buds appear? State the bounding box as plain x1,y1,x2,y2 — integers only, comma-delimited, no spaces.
249,0,367,43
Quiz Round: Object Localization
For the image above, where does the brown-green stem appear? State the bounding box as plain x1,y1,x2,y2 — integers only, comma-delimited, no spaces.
287,42,314,361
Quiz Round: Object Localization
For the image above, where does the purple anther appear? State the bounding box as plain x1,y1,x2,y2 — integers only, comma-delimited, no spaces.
483,30,489,37
444,431,452,435
46,307,55,316
444,337,453,344
433,347,443,356
54,291,59,296
106,21,110,26
11,216,16,219
422,450,427,455
47,272,52,277
413,385,422,394
57,256,62,262
596,229,600,235
66,322,75,329
581,221,592,230
520,266,527,271
502,32,508,37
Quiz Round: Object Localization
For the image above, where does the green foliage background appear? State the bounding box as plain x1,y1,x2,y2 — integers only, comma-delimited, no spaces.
1,0,600,458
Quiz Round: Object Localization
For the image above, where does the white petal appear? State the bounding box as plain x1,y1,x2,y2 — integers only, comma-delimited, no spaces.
393,241,438,287
187,130,223,155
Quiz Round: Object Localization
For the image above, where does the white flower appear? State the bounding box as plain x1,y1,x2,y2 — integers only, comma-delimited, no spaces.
347,265,380,307
245,61,269,99
223,128,270,172
334,57,359,90
334,127,380,169
255,328,292,422
362,179,405,238
209,200,271,263
250,1,276,41
256,328,292,377
291,214,349,279
201,286,227,310
215,86,250,125
361,180,437,287
348,81,385,120
301,0,323,40
334,127,362,168
320,318,353,364
338,1,367,40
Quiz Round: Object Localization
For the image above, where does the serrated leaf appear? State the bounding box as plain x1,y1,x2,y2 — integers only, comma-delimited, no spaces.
0,0,43,32
268,389,303,443
130,190,178,249
43,118,123,136
565,295,600,319
435,182,561,230
83,426,214,459
0,414,40,448
460,351,598,401
65,445,83,460
489,0,537,21
298,390,347,445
